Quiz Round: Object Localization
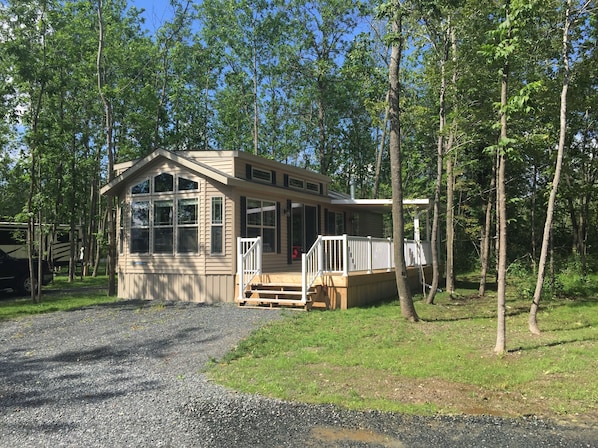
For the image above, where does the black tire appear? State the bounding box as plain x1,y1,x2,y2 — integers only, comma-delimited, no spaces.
19,276,35,295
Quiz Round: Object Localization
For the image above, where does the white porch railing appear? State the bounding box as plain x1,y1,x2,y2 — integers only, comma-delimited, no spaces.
237,234,432,304
237,236,262,302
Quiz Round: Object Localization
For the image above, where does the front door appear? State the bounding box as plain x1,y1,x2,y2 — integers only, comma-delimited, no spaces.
291,203,318,262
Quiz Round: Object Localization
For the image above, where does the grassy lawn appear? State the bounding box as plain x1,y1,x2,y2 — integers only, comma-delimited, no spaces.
0,274,118,320
207,280,598,424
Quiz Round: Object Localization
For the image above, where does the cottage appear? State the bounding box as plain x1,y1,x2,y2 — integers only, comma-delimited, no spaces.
101,149,431,309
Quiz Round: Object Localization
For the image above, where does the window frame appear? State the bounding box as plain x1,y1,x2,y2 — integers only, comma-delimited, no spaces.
210,196,224,255
251,167,272,183
246,198,277,253
127,173,201,255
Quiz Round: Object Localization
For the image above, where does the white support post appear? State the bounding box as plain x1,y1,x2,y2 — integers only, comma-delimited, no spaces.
367,236,372,274
387,237,392,272
237,237,244,301
256,236,262,273
342,234,349,276
317,236,324,274
301,253,307,304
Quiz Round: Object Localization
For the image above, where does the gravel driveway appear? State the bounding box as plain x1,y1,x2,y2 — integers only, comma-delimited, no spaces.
1,300,596,448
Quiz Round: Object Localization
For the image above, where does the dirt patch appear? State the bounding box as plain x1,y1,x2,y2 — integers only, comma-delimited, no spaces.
308,365,597,425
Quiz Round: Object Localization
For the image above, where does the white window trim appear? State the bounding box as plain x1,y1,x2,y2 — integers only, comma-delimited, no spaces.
128,173,202,255
210,196,225,255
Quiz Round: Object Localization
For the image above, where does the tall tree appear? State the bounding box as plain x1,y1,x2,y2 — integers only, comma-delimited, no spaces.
529,0,577,335
96,0,117,295
481,0,539,353
384,0,419,321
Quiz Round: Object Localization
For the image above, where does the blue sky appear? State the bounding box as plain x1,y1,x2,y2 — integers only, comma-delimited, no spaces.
130,0,177,32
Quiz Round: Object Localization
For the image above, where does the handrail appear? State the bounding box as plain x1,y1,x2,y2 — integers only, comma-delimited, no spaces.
301,235,323,303
237,236,262,302
302,235,431,281
238,234,431,304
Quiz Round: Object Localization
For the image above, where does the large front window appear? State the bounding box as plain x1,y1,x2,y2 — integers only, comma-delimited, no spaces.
247,199,276,253
129,174,200,254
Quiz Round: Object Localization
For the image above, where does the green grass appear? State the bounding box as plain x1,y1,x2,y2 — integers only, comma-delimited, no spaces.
207,280,598,422
0,274,118,320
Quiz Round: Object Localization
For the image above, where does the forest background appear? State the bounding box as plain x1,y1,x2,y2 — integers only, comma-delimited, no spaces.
0,1,596,323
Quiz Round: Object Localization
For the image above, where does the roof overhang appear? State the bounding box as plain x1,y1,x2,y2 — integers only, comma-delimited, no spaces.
100,148,241,196
329,198,429,213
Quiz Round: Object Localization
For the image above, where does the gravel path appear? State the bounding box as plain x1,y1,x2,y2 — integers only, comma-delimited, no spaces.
1,300,596,448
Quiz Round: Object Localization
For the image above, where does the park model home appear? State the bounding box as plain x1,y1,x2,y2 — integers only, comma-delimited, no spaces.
101,149,431,309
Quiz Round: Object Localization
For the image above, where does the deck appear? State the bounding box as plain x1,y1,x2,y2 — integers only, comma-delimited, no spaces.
236,266,432,310
237,235,432,310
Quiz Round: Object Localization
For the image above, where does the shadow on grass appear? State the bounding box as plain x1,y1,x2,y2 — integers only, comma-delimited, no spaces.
454,278,498,293
509,334,598,353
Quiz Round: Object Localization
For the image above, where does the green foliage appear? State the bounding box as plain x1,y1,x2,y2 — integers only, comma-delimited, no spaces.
0,0,597,291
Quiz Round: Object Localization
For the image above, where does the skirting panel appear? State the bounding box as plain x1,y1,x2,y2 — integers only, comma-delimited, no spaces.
118,272,235,303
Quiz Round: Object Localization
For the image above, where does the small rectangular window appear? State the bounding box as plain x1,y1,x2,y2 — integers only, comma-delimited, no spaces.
154,200,173,253
178,177,199,191
306,182,320,193
211,197,224,254
177,198,198,253
252,167,272,183
131,201,150,253
289,177,304,189
119,202,124,254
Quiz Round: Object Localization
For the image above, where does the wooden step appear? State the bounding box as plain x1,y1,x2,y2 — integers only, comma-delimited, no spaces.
239,282,315,311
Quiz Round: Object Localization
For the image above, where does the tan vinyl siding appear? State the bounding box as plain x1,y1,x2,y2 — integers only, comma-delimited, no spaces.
176,151,235,176
118,271,235,302
204,182,235,275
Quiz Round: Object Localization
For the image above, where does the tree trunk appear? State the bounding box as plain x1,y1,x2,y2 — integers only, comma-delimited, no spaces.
494,57,509,355
97,0,117,296
478,160,496,297
426,32,448,305
388,8,418,322
253,46,259,155
373,94,389,199
445,143,455,296
317,76,328,175
529,0,571,335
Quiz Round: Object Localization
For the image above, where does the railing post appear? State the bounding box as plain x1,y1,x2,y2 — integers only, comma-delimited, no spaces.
256,236,262,273
317,236,324,274
387,237,392,272
367,236,372,274
301,253,307,304
342,234,349,276
237,237,244,301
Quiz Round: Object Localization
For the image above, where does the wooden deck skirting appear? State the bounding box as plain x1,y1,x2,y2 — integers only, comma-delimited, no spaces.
235,265,432,310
